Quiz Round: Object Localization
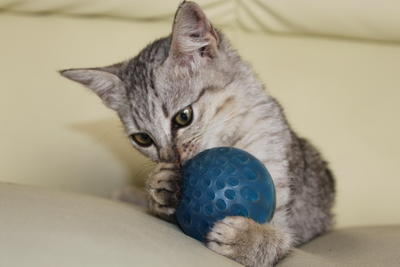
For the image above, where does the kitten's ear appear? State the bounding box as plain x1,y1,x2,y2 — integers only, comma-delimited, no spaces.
169,1,219,67
59,64,124,110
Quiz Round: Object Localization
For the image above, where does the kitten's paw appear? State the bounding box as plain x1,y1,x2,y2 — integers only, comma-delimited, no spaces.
206,216,258,266
207,216,293,267
146,163,181,220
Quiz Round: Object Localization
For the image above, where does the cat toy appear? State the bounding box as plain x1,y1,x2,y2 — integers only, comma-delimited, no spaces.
176,147,276,242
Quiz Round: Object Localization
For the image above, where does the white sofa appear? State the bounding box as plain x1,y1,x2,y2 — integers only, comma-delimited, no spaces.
1,0,400,266
1,183,399,266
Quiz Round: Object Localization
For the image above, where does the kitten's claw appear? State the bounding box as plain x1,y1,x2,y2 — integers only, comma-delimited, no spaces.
146,162,181,221
148,201,176,216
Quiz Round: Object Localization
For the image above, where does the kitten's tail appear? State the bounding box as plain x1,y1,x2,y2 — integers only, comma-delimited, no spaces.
111,186,148,208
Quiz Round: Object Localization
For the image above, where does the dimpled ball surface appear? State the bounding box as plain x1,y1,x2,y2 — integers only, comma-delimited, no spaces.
176,147,276,242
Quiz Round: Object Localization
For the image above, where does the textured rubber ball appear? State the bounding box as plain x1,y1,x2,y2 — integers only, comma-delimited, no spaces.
175,147,276,242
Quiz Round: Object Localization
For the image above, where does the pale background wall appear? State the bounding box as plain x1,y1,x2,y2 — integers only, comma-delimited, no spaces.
0,0,399,228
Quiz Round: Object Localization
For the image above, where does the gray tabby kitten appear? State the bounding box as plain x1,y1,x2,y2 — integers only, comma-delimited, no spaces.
60,2,335,266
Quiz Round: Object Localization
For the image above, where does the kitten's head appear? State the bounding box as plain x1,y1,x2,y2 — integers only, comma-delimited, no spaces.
61,1,253,164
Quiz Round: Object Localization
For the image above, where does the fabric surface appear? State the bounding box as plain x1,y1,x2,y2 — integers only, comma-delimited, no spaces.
1,14,400,228
1,0,400,41
0,182,240,267
0,182,399,267
236,0,400,42
280,225,400,266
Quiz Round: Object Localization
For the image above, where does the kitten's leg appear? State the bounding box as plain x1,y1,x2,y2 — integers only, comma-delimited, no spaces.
146,162,181,222
206,216,292,267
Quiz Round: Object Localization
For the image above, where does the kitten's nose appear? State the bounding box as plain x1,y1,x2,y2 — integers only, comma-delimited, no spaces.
159,147,180,164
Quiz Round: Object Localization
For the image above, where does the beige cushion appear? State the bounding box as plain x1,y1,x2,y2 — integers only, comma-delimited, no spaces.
0,182,240,267
281,225,400,266
0,0,234,25
1,0,400,41
1,182,399,267
237,0,400,42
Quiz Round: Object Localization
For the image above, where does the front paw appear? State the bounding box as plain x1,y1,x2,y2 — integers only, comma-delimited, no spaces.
207,216,259,267
146,163,181,220
207,217,292,267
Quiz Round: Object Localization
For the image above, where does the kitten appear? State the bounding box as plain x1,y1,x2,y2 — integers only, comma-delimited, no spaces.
60,1,335,266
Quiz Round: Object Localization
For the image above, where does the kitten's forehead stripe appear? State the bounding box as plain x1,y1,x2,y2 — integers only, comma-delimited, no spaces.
196,87,207,101
214,96,235,118
131,112,140,129
133,106,140,117
162,103,169,118
195,85,227,101
149,68,158,98
151,101,156,117
122,37,171,124
124,89,139,129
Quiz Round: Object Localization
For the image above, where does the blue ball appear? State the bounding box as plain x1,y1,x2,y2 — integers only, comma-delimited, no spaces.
176,147,276,242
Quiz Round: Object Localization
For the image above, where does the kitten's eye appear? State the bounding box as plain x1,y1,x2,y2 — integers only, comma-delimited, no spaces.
130,133,153,147
174,106,193,128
